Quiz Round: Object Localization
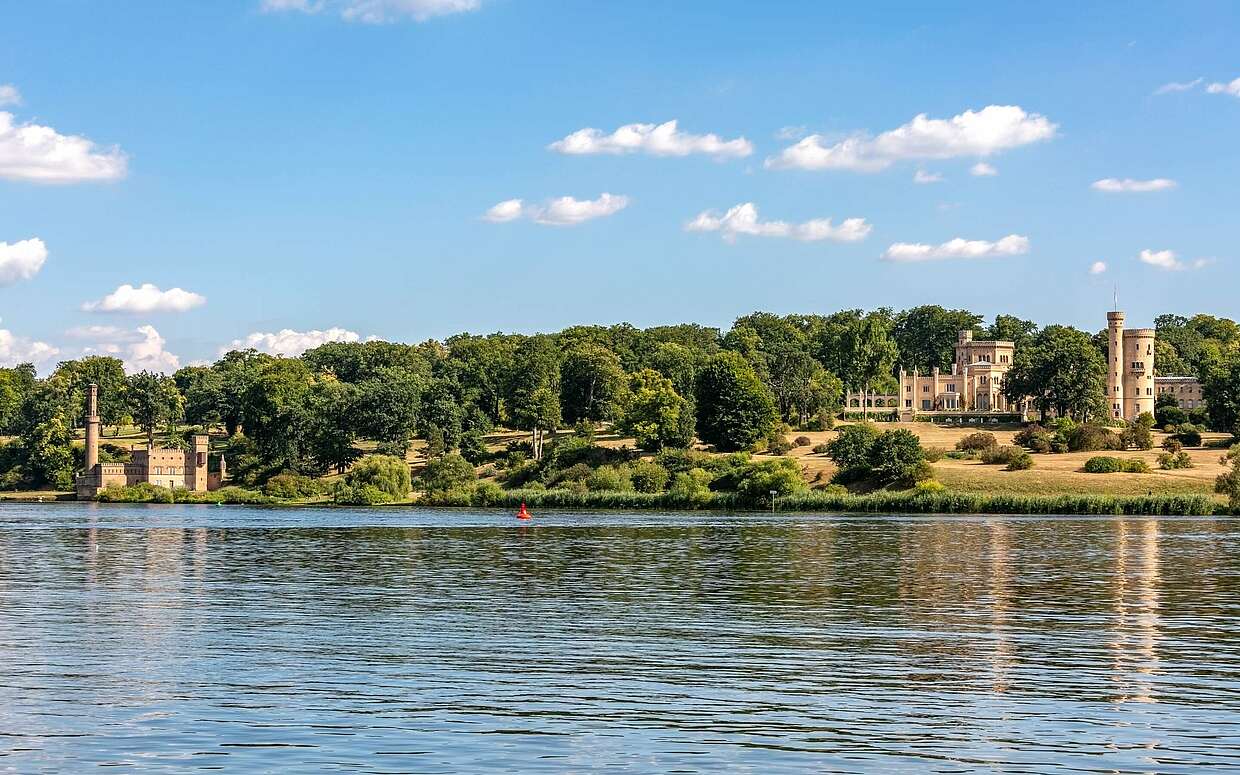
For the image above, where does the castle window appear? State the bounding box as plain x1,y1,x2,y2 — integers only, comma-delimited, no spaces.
922,385,929,393
946,384,956,393
154,466,162,475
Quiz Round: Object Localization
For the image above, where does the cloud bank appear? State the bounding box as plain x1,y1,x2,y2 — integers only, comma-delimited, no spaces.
685,203,871,243
484,193,629,226
0,111,127,183
1091,177,1177,193
222,327,363,357
261,0,480,23
766,105,1056,172
549,120,752,159
882,235,1030,262
0,237,48,285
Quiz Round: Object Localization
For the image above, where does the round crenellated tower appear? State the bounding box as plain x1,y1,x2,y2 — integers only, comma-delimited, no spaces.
1123,327,1156,420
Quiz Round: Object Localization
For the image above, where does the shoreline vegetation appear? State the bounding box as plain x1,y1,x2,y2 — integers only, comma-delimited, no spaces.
3,308,1239,517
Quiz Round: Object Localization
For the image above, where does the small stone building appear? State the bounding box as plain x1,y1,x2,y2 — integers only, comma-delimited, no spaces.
74,384,225,499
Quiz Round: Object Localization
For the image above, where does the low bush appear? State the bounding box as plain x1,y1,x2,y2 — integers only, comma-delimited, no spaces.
1084,456,1149,474
979,446,1025,466
96,483,275,504
1172,425,1204,448
350,454,413,499
811,443,831,455
586,465,633,492
334,483,394,505
765,433,793,456
956,432,998,452
1067,425,1124,453
1157,451,1194,470
1163,437,1183,454
923,446,946,463
1006,452,1034,471
914,479,947,493
1014,425,1053,453
630,461,670,493
262,472,321,499
793,436,812,447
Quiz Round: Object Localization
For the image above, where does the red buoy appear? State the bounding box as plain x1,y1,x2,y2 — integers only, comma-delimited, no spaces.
516,502,532,520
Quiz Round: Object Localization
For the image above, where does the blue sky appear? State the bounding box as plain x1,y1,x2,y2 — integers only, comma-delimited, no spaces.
1,0,1237,372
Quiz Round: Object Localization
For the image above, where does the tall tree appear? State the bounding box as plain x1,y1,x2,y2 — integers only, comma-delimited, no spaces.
695,351,777,452
982,314,1039,351
559,344,627,424
838,314,898,419
126,371,183,447
618,369,694,451
892,305,983,372
52,356,128,432
1002,326,1107,423
1202,354,1240,435
506,335,561,460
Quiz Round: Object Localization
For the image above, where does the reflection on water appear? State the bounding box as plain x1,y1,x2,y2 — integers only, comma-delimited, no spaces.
1,504,1239,773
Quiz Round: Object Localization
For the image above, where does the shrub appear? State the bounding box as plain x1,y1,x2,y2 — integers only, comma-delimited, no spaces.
811,443,831,455
334,483,393,505
551,462,593,486
956,432,998,452
870,429,927,486
1014,425,1053,452
1156,405,1188,428
1217,464,1240,509
765,433,794,456
630,461,670,493
349,454,413,498
415,453,473,494
1006,452,1034,471
803,412,836,432
1084,456,1148,474
1173,426,1203,448
666,468,714,507
735,458,806,505
1068,425,1123,452
793,436,812,447
1123,423,1154,451
471,480,504,505
1084,456,1123,474
915,479,947,493
1163,437,1184,454
262,472,321,499
586,465,633,492
979,446,1024,466
923,446,946,463
826,423,879,469
1158,452,1194,470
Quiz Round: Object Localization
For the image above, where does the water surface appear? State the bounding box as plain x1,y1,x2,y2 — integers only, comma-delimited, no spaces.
2,504,1238,773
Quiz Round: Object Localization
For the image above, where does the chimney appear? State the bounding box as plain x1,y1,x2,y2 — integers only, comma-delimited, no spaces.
85,383,101,470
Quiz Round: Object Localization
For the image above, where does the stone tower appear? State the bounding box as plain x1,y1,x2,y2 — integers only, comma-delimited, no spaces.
85,383,101,470
1107,311,1125,420
1123,326,1156,421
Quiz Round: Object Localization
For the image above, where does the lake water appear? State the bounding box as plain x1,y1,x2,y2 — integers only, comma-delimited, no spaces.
1,504,1238,773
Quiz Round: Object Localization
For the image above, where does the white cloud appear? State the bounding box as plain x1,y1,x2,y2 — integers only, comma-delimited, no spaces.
0,326,58,369
482,198,524,223
549,120,753,159
0,237,48,285
1154,77,1203,95
483,193,629,226
775,125,807,141
1138,248,1184,270
0,85,20,107
1136,249,1212,272
261,0,479,22
67,323,182,373
1206,77,1240,98
913,169,943,184
81,282,206,314
970,162,998,177
882,234,1030,262
1090,261,1108,275
0,111,127,183
1091,177,1177,193
765,105,1057,172
222,327,362,357
685,202,872,243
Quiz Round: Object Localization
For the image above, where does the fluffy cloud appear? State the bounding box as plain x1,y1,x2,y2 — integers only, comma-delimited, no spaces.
913,169,942,184
222,327,362,357
970,162,998,176
1206,77,1240,98
0,237,48,286
775,125,807,141
685,203,872,243
1090,261,1108,275
483,193,629,226
81,283,207,314
1137,249,1210,271
0,85,20,107
261,0,479,22
1091,177,1177,193
549,120,753,159
65,323,179,373
882,234,1030,262
0,111,127,183
766,105,1056,172
0,324,58,369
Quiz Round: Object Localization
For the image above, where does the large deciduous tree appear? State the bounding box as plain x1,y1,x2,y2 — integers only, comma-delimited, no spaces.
559,344,627,425
126,371,184,447
618,369,694,451
838,314,898,419
892,305,983,372
1003,325,1107,423
694,351,777,452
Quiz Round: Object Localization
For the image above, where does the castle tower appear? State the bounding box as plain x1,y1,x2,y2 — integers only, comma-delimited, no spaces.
85,383,101,470
1107,311,1125,420
191,434,210,491
1123,327,1156,421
